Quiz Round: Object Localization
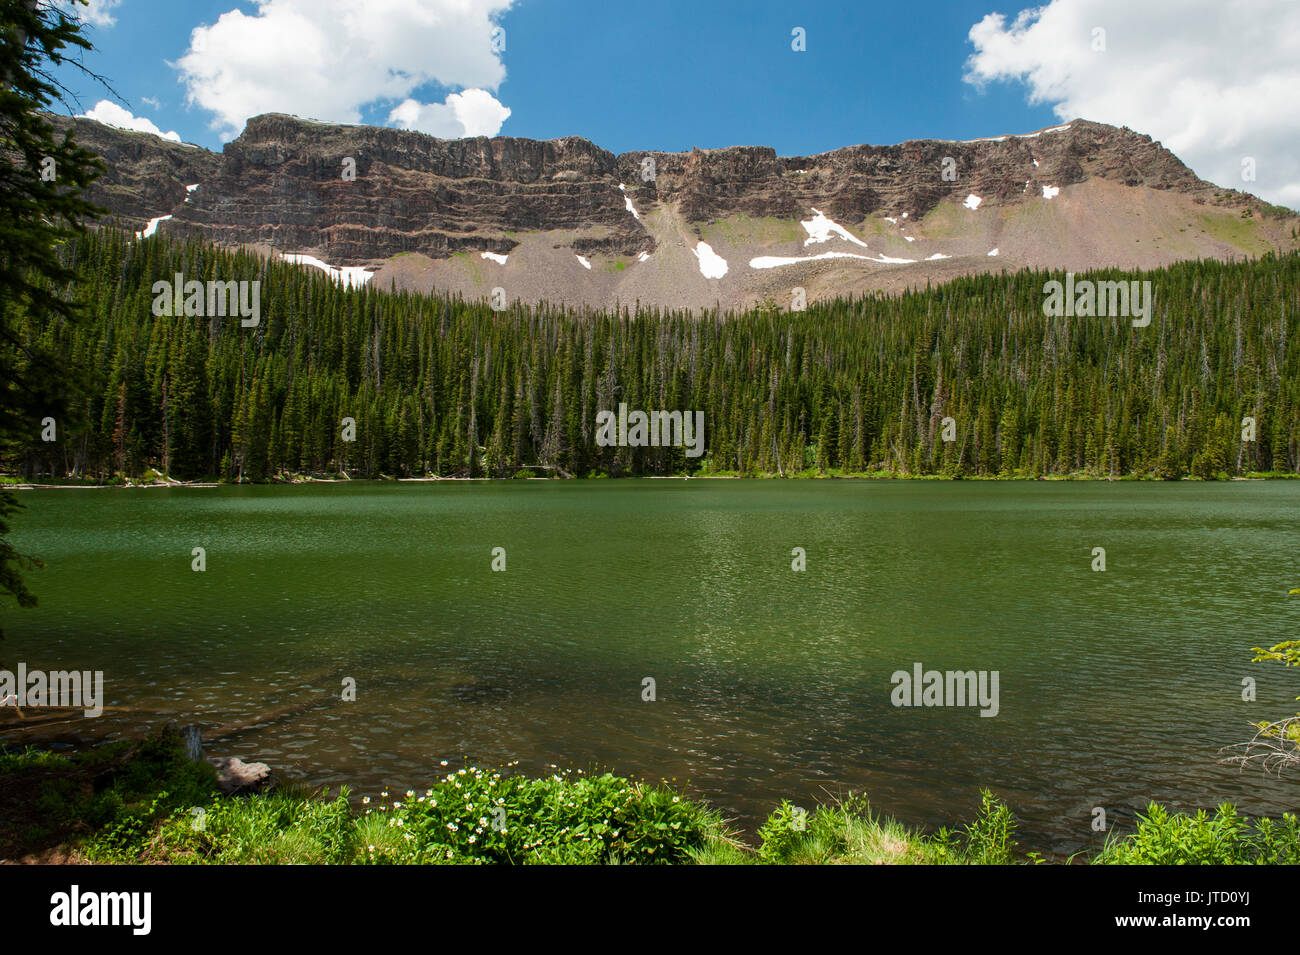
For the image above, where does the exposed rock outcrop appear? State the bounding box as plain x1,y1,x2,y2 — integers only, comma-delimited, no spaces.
42,111,1299,310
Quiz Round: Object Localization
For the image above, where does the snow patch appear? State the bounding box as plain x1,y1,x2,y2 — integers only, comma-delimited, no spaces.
692,241,728,278
801,208,869,248
1042,185,1060,200
749,250,917,269
883,216,898,225
904,236,915,243
963,194,982,210
481,251,508,265
280,253,373,288
136,215,172,239
576,255,592,270
637,251,651,263
926,253,951,261
962,124,1071,143
987,248,1000,257
619,183,641,221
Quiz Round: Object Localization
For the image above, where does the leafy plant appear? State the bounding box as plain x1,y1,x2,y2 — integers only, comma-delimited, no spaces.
1095,802,1300,865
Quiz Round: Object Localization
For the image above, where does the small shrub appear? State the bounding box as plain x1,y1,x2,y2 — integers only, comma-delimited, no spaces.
1095,802,1300,865
961,790,1017,864
357,766,718,865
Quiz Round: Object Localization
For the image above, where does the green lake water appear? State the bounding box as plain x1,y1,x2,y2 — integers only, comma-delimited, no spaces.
6,480,1299,853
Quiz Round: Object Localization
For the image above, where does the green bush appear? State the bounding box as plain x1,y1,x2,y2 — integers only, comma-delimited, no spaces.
757,800,818,863
81,727,218,861
960,789,1018,864
1095,803,1300,865
356,765,718,865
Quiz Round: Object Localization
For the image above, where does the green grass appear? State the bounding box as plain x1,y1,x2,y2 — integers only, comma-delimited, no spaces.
3,730,1297,864
449,251,487,286
698,214,805,248
917,200,977,239
1197,211,1271,255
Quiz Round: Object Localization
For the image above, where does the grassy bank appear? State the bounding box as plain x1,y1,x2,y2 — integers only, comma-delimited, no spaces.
2,728,1296,865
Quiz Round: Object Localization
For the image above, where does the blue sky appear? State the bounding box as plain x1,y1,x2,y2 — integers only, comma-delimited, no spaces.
51,0,1300,207
54,0,1064,152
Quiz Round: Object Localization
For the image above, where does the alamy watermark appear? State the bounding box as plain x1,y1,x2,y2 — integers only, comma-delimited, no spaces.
151,273,261,327
1042,272,1151,328
595,403,705,458
50,885,150,935
0,663,104,717
891,662,999,717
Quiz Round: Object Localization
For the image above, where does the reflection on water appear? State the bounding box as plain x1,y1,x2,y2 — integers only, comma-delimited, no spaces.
7,480,1300,854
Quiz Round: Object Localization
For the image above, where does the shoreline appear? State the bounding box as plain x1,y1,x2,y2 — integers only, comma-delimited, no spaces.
5,472,1296,490
2,727,1294,866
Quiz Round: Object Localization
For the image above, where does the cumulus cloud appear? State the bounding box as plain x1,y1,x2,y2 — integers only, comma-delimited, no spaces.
80,100,182,142
175,0,514,141
51,0,121,28
388,89,511,138
964,0,1300,208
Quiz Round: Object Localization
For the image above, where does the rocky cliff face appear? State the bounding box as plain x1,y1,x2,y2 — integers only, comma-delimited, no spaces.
45,110,1298,310
167,113,646,261
621,119,1213,224
46,114,222,234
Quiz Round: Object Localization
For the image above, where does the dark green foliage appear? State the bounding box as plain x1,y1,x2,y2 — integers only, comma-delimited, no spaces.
1,0,107,631
0,725,217,859
5,229,1300,482
0,0,104,334
0,488,40,637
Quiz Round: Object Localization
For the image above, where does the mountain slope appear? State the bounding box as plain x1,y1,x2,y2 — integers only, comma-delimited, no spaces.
48,112,1300,309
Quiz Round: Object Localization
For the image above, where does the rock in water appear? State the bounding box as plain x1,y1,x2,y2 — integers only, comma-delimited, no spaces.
206,756,273,794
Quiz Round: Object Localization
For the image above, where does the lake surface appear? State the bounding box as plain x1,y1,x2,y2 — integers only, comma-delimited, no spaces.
6,480,1299,854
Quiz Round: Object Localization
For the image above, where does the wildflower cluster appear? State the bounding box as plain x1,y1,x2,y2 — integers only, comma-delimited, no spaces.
357,763,713,864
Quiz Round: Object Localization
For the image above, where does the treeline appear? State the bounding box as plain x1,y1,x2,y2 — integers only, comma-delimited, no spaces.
4,228,1299,480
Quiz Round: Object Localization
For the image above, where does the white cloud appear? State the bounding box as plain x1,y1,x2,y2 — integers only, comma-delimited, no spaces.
80,100,182,142
176,0,514,141
388,89,511,138
964,0,1300,209
51,0,121,28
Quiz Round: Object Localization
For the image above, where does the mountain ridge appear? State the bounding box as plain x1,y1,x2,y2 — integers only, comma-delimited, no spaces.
46,111,1300,309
